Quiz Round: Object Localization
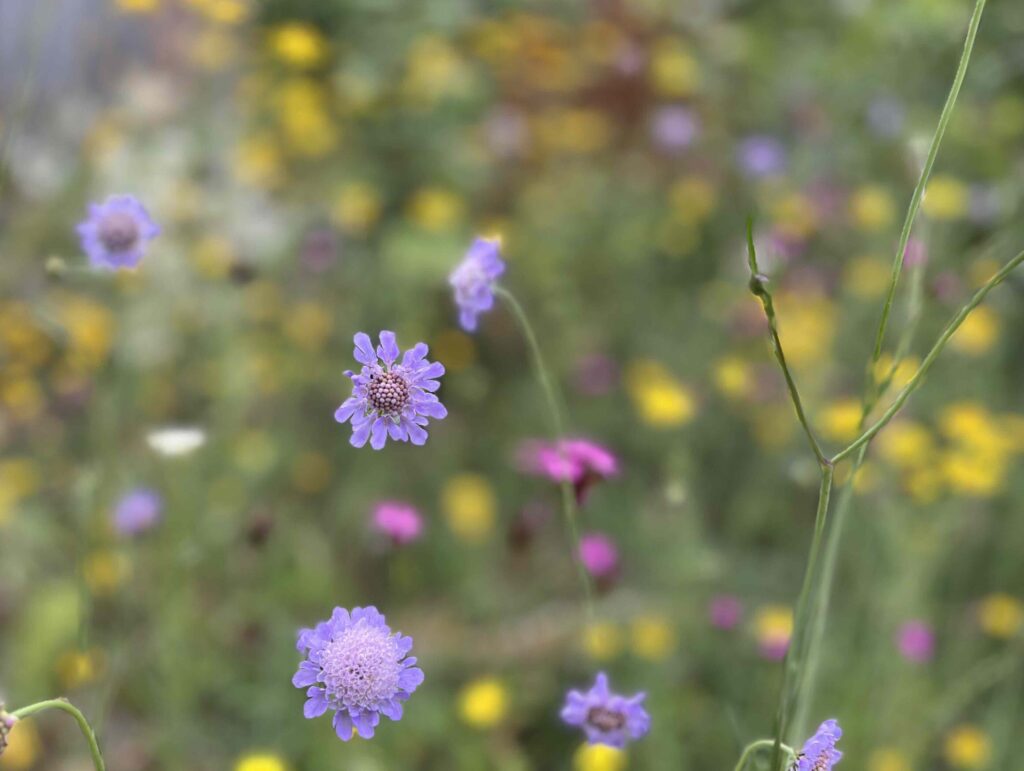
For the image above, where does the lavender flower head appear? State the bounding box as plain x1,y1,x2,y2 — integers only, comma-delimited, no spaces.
449,237,505,332
737,135,786,178
560,672,650,748
650,105,699,153
335,332,447,450
293,606,424,741
113,488,163,536
76,194,160,270
793,719,843,771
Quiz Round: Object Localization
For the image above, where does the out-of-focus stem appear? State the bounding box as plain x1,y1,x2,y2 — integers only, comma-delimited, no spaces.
496,287,595,618
11,699,106,771
733,738,796,771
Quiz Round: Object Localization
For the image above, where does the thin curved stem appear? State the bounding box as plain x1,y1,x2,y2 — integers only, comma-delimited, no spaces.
11,699,106,771
834,247,1024,464
745,221,830,468
496,287,595,617
734,738,796,771
870,0,987,364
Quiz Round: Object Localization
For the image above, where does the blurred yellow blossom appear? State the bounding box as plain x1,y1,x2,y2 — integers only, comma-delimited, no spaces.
873,354,919,393
968,258,1001,288
235,752,290,771
775,294,836,368
877,421,934,469
58,296,114,372
582,621,623,661
56,649,105,690
944,724,991,769
443,474,496,543
403,37,472,104
849,185,895,231
869,748,911,771
0,303,51,369
951,306,999,355
922,175,968,220
1,377,45,422
845,254,890,299
191,234,234,279
457,677,507,728
650,37,699,97
290,452,332,495
84,550,131,596
977,593,1023,639
754,605,792,655
713,356,753,400
284,302,333,352
332,183,382,235
408,188,464,232
819,399,862,442
0,719,40,769
575,743,628,771
274,79,339,157
625,360,696,428
771,192,818,240
234,134,284,189
535,108,612,155
630,615,676,661
269,23,328,69
669,176,718,224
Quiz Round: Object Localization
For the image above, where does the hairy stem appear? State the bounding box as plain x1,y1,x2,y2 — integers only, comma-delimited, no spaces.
11,699,106,771
496,287,594,617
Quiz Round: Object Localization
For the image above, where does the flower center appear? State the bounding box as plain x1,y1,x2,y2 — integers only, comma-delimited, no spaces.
320,622,403,711
586,706,626,733
367,371,411,417
98,211,140,252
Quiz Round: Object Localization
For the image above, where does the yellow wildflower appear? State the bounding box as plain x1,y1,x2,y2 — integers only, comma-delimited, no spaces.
849,185,895,231
575,743,628,771
332,182,382,235
951,306,999,355
443,474,496,543
458,678,507,728
269,23,328,68
977,593,1023,639
235,753,290,771
819,399,863,442
582,621,623,662
630,615,676,661
625,360,696,428
922,175,968,220
944,724,991,769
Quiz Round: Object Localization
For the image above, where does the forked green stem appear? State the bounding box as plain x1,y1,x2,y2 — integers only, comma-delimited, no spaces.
496,287,595,617
11,699,106,771
734,739,796,771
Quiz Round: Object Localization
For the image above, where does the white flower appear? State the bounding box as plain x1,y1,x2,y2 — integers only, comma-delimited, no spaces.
146,426,207,457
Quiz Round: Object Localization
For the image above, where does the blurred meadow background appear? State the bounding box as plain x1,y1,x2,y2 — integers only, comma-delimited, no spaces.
2,0,1024,769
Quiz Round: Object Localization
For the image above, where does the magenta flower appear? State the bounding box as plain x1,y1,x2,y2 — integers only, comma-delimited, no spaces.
896,620,935,663
579,532,619,579
371,501,423,546
76,194,160,270
709,595,743,630
560,672,650,748
293,606,424,741
335,332,447,450
517,438,619,503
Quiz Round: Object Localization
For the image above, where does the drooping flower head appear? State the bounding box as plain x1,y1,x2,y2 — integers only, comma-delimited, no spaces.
518,439,619,503
76,194,160,270
335,332,446,450
293,606,424,741
371,501,424,546
792,719,843,771
449,237,505,332
113,488,163,536
560,672,650,748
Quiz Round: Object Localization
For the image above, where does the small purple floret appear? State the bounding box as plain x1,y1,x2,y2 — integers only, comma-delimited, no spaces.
560,672,650,748
449,237,505,332
113,488,163,536
335,331,447,450
293,606,424,741
793,719,843,771
76,194,160,270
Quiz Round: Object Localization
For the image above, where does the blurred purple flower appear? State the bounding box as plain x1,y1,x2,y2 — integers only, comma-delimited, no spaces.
794,719,843,771
737,135,786,177
518,438,619,503
449,237,505,332
896,620,934,663
76,194,160,270
113,488,162,536
709,595,743,630
293,606,423,741
579,532,619,579
650,105,699,153
560,672,650,748
903,237,928,268
335,332,447,450
371,501,423,546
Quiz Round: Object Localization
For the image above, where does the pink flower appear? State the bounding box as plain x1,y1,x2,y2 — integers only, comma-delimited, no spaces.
579,532,619,579
371,501,423,546
709,595,743,630
517,439,619,503
896,620,935,663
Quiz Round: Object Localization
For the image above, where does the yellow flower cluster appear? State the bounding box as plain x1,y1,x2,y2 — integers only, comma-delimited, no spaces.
580,615,677,662
625,360,697,428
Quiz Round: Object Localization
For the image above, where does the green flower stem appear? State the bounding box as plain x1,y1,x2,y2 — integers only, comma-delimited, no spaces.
496,286,595,617
769,466,833,771
745,221,830,469
11,699,106,771
734,738,796,771
833,246,1024,464
870,0,987,364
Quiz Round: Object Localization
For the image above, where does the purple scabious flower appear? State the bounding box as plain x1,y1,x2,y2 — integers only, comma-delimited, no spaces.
113,488,163,536
560,672,650,748
76,194,160,270
293,606,424,741
449,237,505,332
793,719,843,771
335,331,447,450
